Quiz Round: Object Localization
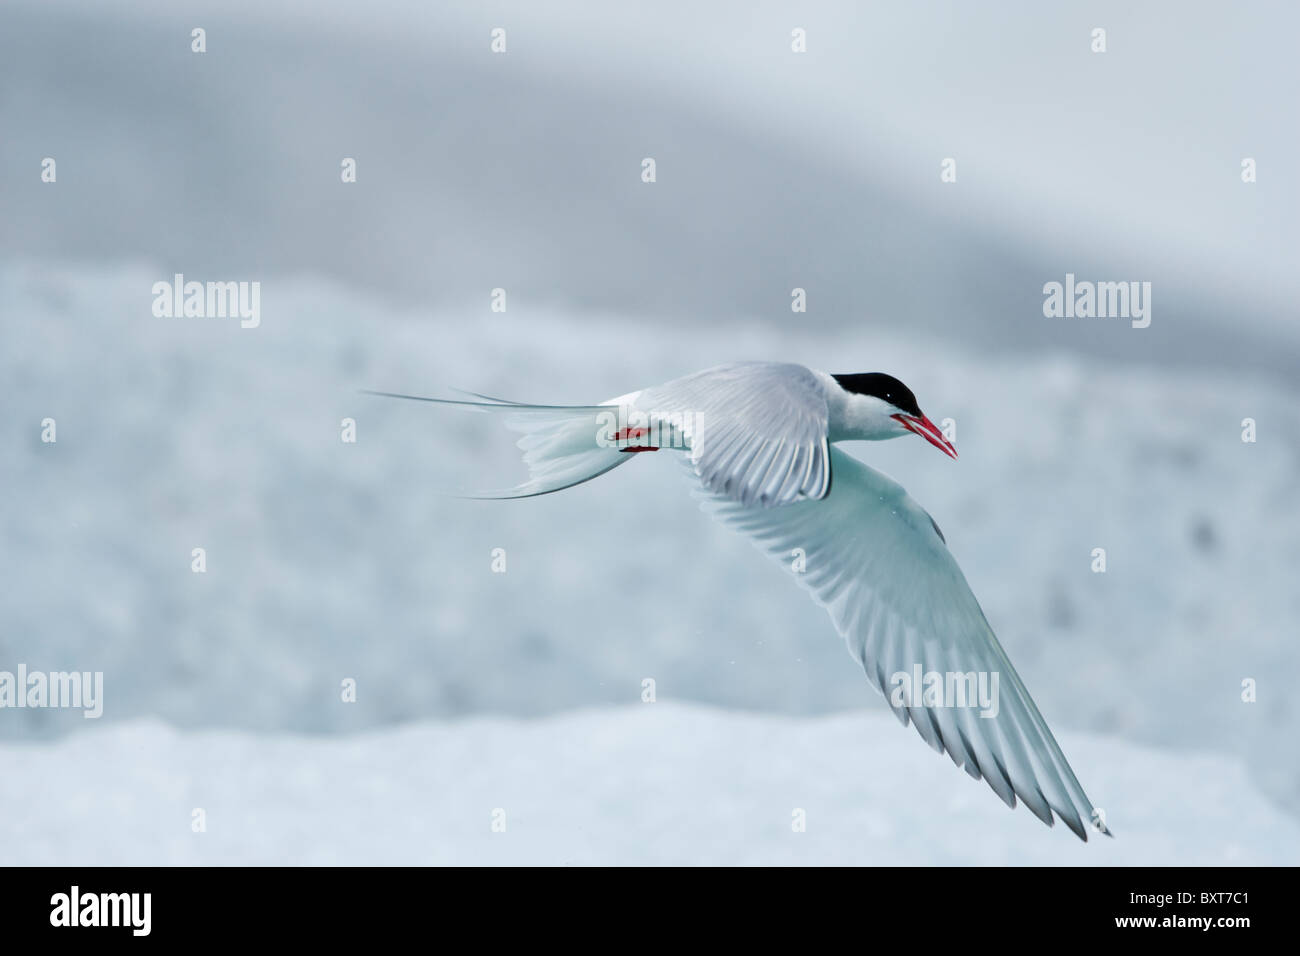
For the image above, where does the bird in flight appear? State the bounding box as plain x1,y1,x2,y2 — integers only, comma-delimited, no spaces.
366,362,1106,840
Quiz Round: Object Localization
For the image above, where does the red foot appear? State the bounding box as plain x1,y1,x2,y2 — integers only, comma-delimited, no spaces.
614,425,658,452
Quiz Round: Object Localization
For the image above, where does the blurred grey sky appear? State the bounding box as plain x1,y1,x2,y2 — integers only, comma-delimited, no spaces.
3,0,1297,379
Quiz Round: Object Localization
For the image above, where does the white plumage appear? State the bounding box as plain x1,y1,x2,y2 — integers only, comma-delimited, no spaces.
366,361,1104,840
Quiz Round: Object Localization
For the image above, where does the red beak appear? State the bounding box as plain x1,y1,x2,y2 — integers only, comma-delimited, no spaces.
892,413,958,459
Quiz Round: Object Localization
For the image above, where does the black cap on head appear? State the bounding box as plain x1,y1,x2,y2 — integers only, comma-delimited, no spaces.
832,373,923,418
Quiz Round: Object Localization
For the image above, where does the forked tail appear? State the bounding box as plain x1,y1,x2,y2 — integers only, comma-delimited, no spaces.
362,389,635,499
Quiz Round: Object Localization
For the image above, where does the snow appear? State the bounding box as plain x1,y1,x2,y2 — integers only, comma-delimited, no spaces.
1,703,1294,866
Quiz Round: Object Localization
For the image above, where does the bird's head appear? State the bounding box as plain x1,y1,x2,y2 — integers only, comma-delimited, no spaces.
831,372,958,458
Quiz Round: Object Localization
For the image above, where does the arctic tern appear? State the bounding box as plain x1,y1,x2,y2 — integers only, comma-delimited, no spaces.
366,362,1106,840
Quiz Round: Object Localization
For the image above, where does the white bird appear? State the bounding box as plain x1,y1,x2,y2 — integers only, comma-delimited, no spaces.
366,361,1106,840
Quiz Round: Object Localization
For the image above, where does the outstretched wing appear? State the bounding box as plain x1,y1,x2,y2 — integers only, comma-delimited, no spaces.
698,446,1104,840
641,362,831,507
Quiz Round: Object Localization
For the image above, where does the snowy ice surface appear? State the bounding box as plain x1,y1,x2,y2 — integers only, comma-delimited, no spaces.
2,259,1297,859
2,704,1295,866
